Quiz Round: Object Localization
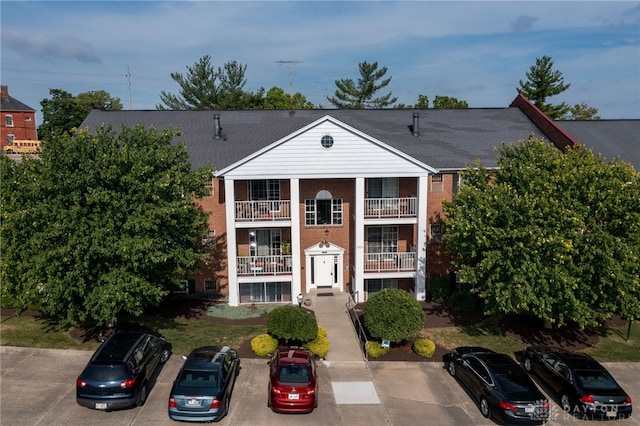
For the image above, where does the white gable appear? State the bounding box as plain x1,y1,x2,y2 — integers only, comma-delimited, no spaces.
217,116,436,179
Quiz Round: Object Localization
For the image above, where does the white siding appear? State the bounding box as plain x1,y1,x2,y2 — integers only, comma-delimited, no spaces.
220,118,434,179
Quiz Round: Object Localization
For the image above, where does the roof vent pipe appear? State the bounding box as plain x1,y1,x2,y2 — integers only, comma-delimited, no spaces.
412,112,420,136
213,114,222,139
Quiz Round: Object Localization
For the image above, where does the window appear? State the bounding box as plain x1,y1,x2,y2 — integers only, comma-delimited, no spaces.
249,180,279,201
5,115,13,127
452,172,466,194
204,280,218,293
320,135,334,149
6,134,15,144
239,281,291,303
204,179,214,196
367,178,398,198
431,174,443,192
174,280,189,294
249,229,281,256
202,229,216,246
305,190,342,225
430,224,443,242
366,279,397,294
367,226,398,253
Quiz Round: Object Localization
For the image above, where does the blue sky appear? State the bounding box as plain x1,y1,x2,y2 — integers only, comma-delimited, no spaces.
2,1,639,123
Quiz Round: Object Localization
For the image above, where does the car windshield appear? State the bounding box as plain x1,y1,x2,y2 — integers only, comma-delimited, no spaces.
575,370,619,390
83,363,129,381
178,370,219,388
278,365,310,383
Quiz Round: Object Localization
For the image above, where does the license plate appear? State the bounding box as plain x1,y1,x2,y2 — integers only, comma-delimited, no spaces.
288,393,299,400
525,406,535,413
606,411,617,418
95,402,107,410
187,399,200,406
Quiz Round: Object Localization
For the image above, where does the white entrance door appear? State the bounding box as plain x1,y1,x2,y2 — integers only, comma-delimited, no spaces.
314,254,335,288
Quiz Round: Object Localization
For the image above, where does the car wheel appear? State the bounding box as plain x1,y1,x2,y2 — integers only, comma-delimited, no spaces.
137,382,148,406
160,348,171,364
561,394,572,412
447,361,456,377
523,358,532,372
480,397,491,418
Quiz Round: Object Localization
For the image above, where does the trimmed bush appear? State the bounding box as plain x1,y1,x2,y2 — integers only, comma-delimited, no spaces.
429,275,452,302
366,340,390,358
412,338,436,358
267,304,318,344
317,326,328,338
447,290,476,311
364,288,425,343
250,333,278,356
305,335,330,359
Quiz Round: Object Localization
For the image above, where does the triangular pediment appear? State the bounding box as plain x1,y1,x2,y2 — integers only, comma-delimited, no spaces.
217,115,437,179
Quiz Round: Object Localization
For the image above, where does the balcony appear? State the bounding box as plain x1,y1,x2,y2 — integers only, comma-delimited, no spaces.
237,255,292,276
365,197,416,219
364,252,416,272
236,200,290,222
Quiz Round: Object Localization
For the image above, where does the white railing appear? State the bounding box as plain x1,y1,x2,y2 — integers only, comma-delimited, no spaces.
235,200,290,222
363,252,416,272
364,197,416,219
237,255,292,276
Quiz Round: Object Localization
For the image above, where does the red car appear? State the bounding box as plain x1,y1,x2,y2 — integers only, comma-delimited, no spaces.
267,347,317,413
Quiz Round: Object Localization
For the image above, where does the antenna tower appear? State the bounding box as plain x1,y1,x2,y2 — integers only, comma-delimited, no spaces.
276,60,301,100
125,66,132,109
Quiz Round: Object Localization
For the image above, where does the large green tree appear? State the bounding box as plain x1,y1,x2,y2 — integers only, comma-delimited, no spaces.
0,126,211,327
433,95,468,109
443,137,640,328
517,55,571,119
38,89,122,142
261,86,315,109
327,61,397,108
158,55,264,110
563,102,601,120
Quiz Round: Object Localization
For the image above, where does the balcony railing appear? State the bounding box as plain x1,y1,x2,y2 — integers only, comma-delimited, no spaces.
235,200,291,222
364,197,416,219
364,252,416,272
237,255,292,276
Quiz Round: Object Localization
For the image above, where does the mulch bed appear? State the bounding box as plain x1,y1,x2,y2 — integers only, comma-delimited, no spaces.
3,298,628,362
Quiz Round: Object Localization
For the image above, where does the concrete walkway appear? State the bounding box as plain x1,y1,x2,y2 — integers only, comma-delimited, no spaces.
305,290,383,407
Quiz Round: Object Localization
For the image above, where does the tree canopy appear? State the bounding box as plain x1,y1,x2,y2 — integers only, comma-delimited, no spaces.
38,89,122,142
443,137,640,328
433,95,468,109
327,61,397,108
0,126,211,327
157,55,264,110
563,102,601,120
261,86,315,109
517,55,571,119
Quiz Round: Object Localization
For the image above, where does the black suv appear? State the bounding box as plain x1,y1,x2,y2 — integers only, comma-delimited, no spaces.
76,331,171,410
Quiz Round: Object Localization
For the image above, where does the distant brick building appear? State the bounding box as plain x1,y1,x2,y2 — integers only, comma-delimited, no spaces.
1,85,39,153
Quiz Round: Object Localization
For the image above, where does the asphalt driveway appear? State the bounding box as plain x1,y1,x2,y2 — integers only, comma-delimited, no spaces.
1,346,638,425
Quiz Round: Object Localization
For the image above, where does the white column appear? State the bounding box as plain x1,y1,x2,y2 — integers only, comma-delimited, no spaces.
290,178,302,299
415,175,428,301
225,178,239,306
354,177,365,302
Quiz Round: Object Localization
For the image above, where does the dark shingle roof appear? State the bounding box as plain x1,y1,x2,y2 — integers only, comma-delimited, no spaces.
556,120,640,171
81,107,549,172
0,92,35,112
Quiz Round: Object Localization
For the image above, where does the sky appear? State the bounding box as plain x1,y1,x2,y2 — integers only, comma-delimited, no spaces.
2,0,639,124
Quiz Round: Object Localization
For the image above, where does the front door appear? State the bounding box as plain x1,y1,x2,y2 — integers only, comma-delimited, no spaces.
314,254,335,288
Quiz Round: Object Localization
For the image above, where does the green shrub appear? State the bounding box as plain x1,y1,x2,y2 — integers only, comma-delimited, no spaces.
250,333,278,356
267,304,318,344
447,290,476,311
364,288,425,343
429,275,452,302
412,338,436,358
366,340,390,358
305,335,330,359
317,326,328,338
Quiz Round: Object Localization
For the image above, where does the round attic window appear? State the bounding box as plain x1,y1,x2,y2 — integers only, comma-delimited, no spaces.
321,135,334,149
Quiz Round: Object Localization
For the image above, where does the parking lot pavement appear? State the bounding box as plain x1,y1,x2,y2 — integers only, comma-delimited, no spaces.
1,346,638,426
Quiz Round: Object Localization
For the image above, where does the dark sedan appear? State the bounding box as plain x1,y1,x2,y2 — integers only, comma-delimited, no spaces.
444,347,549,424
168,346,240,422
522,346,632,420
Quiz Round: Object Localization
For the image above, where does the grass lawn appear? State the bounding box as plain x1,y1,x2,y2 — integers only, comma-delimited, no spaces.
425,317,640,362
0,314,267,356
